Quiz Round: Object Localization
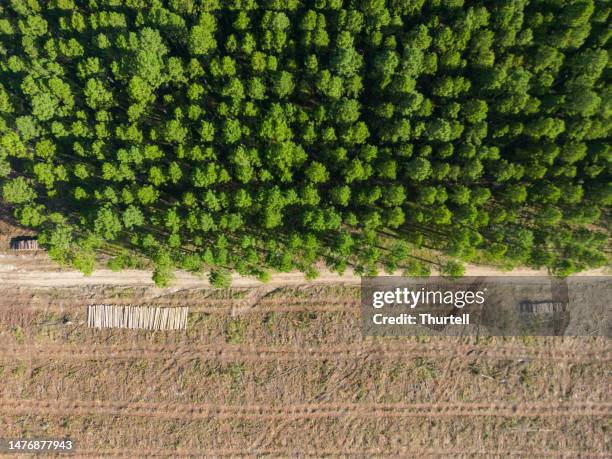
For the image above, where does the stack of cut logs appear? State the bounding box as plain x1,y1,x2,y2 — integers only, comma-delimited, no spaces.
10,238,39,250
87,304,188,330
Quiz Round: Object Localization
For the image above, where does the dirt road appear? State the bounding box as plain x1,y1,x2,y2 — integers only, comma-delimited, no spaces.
0,253,608,288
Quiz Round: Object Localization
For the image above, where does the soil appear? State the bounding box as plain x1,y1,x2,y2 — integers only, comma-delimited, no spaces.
0,217,609,457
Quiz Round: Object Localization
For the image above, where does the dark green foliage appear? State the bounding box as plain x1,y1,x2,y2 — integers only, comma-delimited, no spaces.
0,0,609,285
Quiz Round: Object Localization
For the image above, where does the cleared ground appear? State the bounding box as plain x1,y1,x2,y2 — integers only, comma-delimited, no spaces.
0,281,610,458
0,218,610,457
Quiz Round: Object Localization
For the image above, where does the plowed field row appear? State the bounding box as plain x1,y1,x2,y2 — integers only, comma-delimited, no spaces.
1,399,609,420
67,448,610,458
2,343,609,363
0,296,360,313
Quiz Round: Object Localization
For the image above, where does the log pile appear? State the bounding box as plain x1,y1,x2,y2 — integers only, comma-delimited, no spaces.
10,238,39,250
87,305,188,330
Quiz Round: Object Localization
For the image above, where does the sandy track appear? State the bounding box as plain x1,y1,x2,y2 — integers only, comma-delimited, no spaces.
2,343,609,363
0,399,609,420
0,253,608,288
2,261,358,288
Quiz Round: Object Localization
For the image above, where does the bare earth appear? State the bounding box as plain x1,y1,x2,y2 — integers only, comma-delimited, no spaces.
0,218,610,457
0,252,608,288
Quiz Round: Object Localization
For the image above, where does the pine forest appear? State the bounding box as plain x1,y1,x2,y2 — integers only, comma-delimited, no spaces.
0,0,609,286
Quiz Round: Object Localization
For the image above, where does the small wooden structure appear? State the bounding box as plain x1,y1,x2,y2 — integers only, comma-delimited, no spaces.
10,237,39,250
87,304,188,330
517,300,571,335
519,301,568,314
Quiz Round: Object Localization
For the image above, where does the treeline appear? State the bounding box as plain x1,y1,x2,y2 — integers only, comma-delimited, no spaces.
0,0,609,286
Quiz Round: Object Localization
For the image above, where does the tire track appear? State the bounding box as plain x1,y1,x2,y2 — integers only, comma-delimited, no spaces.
0,399,609,420
67,448,611,458
2,343,609,363
0,296,360,313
